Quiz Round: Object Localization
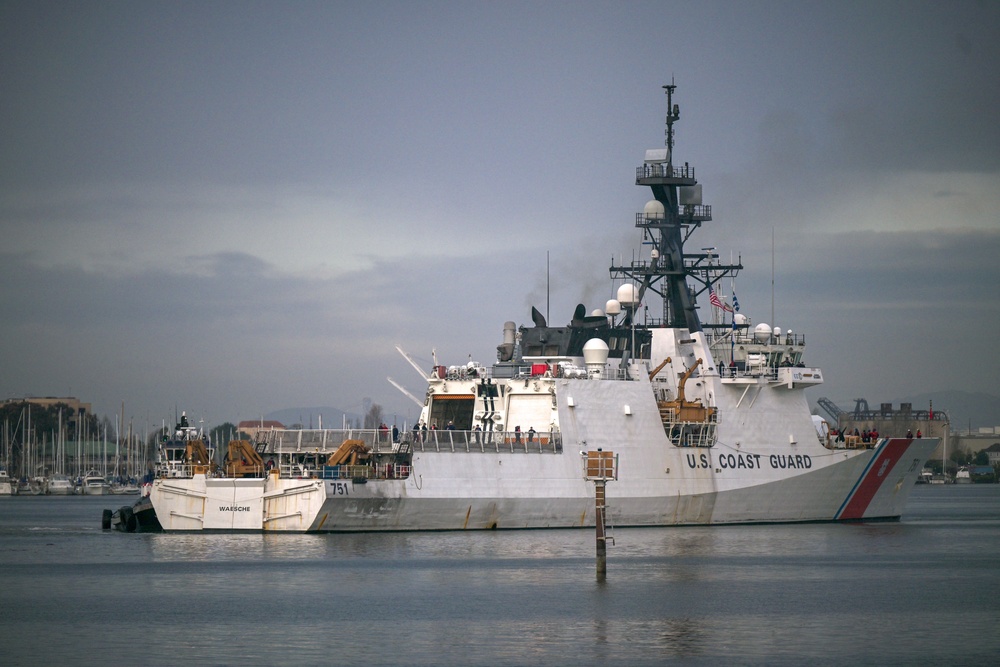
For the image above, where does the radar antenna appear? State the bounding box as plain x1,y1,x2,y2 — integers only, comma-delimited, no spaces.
662,81,680,167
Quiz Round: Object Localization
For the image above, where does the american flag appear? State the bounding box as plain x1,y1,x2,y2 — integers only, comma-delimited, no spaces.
708,286,732,312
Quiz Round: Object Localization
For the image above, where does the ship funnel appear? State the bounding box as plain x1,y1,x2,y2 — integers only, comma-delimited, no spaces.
497,320,517,362
583,338,610,379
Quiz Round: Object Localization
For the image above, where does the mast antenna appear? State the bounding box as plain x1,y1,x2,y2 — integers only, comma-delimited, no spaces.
546,250,550,324
662,79,680,167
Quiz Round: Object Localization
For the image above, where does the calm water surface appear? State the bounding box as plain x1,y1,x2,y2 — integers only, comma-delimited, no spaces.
1,485,998,666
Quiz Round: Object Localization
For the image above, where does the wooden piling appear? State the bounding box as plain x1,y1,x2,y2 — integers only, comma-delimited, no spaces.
595,478,607,581
586,449,616,581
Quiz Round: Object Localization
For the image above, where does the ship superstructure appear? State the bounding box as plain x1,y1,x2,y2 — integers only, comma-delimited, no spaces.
134,86,937,532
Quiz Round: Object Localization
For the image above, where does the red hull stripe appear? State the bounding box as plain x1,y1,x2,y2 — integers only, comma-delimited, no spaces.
836,439,911,520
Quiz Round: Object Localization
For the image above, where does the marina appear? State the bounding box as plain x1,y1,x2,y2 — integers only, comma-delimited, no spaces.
0,398,146,498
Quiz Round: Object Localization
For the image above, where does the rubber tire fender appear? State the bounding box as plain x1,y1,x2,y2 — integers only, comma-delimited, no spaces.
119,506,137,532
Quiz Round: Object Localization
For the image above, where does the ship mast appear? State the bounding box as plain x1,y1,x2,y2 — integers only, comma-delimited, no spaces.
611,83,741,333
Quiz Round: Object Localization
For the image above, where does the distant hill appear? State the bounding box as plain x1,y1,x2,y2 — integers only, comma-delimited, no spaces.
263,406,361,430
895,391,1000,433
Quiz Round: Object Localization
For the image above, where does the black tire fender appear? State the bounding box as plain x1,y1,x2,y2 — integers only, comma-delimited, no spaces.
119,506,137,532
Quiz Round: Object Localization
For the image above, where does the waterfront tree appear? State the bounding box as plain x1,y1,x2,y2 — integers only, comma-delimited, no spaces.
210,422,238,446
364,403,384,429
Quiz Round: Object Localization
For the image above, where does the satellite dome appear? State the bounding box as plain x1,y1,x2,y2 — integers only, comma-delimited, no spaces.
590,308,605,317
582,338,610,366
617,283,639,307
643,200,665,220
605,299,621,315
734,313,747,325
754,323,772,343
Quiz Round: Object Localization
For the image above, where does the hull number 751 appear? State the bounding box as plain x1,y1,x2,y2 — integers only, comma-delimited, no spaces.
329,481,350,495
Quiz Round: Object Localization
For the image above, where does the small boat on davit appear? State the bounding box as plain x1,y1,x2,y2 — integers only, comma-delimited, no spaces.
107,85,938,532
100,412,213,533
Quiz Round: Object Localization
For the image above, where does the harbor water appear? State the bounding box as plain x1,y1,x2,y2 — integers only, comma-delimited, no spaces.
1,484,998,666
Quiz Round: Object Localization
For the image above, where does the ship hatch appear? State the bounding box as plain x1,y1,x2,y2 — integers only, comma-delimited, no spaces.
507,395,553,434
428,395,474,430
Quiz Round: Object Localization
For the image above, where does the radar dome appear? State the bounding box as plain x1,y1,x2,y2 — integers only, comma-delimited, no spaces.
643,200,665,220
734,313,748,325
605,299,621,316
617,283,639,307
754,323,772,343
590,309,605,317
582,338,610,366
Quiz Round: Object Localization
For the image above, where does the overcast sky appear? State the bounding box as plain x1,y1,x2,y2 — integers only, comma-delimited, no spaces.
2,0,998,430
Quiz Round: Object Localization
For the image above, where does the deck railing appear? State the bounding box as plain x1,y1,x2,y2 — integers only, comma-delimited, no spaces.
635,164,695,180
404,429,563,454
153,427,567,481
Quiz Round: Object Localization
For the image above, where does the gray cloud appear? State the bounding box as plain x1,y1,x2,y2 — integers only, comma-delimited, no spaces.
2,1,998,426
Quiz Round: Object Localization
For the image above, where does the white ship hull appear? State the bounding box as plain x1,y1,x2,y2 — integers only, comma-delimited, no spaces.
83,480,110,495
147,437,936,532
0,474,14,496
47,481,76,495
44,474,73,495
147,373,937,531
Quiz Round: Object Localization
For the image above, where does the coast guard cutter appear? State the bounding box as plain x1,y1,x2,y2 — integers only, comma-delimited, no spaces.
131,86,938,532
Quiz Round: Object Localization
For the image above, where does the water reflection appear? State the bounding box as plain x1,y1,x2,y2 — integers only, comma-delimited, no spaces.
2,487,999,665
656,617,706,657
